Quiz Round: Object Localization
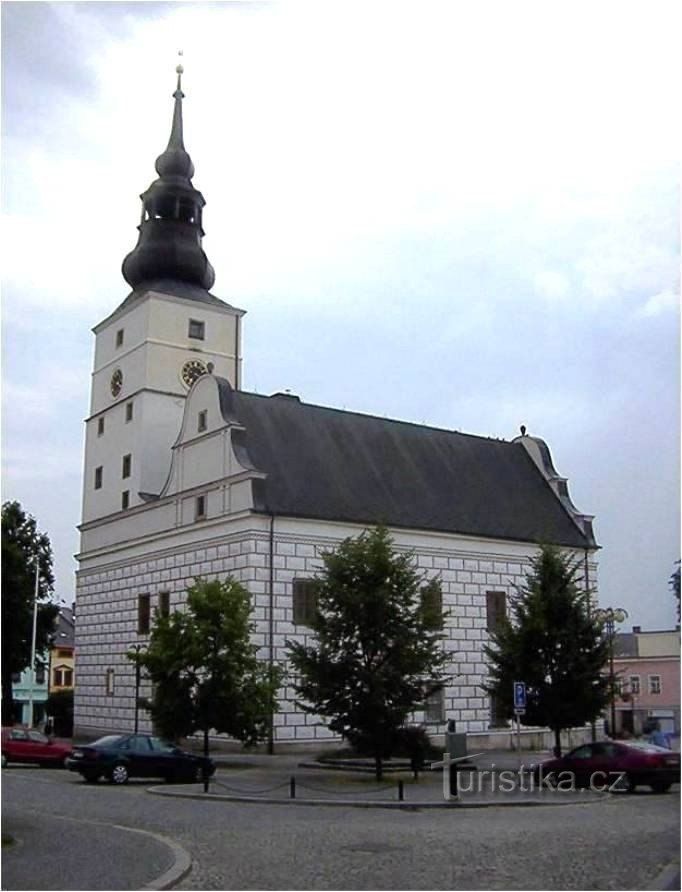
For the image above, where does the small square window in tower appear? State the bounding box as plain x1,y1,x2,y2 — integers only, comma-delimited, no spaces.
121,490,130,510
97,417,105,437
105,669,115,696
188,319,205,340
94,466,103,490
116,329,124,348
125,402,133,423
293,579,318,626
122,454,132,478
198,410,207,432
137,594,151,635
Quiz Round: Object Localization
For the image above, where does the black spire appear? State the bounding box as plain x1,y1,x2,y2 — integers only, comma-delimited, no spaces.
122,64,216,293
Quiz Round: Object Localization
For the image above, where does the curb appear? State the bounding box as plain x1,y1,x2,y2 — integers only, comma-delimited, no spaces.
646,862,681,891
147,785,607,810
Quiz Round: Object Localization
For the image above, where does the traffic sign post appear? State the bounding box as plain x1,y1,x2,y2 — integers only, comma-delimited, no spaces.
513,682,526,768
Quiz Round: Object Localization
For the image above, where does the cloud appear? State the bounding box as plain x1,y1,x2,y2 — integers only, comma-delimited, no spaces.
635,289,680,318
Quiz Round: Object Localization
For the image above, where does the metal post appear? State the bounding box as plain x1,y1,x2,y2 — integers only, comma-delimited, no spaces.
608,618,616,737
27,558,40,728
134,653,141,734
398,779,404,801
449,763,458,799
289,776,296,799
516,713,522,769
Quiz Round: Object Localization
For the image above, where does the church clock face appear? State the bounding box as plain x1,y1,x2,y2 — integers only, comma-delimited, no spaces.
181,359,208,388
110,368,123,397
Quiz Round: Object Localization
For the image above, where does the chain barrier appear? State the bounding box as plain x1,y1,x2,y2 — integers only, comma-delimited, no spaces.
210,777,291,795
294,779,396,796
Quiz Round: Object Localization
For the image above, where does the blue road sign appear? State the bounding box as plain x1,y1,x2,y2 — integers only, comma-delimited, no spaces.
513,681,526,710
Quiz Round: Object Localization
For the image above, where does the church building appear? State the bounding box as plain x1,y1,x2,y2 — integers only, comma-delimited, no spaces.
74,69,598,747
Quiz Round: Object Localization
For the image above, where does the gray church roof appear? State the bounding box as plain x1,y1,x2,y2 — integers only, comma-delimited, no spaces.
220,383,594,549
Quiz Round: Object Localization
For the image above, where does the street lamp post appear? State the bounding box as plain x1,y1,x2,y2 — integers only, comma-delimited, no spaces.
594,606,629,738
27,557,40,728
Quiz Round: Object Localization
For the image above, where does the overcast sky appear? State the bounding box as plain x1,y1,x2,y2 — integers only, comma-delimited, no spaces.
2,1,680,630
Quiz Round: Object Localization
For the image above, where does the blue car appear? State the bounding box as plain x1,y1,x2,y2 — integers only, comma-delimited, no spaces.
66,733,215,785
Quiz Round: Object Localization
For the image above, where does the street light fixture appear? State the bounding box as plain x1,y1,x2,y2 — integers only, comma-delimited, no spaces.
594,606,629,738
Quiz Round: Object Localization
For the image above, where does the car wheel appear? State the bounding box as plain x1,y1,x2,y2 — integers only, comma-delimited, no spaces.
622,773,637,793
1,754,6,769
650,781,671,794
62,756,70,770
109,763,129,785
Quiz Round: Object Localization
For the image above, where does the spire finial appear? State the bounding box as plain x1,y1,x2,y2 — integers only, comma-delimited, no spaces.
175,49,184,95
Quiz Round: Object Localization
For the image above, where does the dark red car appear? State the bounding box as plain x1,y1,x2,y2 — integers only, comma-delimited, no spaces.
1,727,72,768
533,740,680,793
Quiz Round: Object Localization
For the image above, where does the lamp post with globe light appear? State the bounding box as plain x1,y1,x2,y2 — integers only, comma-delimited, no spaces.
594,606,629,737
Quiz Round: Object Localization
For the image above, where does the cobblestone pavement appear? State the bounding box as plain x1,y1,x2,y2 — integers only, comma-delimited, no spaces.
2,766,679,890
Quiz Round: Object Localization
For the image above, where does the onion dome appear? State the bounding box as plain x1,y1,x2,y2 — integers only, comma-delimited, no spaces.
122,65,215,292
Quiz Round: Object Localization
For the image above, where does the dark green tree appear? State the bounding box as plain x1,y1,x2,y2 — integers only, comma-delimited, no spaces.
483,544,608,756
130,577,282,758
287,526,448,780
1,501,58,725
670,560,680,622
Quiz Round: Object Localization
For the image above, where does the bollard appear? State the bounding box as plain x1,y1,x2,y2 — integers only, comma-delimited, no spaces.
398,779,404,801
449,764,458,799
203,770,209,794
290,776,296,799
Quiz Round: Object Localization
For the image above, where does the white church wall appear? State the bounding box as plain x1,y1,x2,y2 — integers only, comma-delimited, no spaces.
74,509,598,744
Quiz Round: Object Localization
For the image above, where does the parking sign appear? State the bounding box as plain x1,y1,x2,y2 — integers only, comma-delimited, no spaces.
513,681,526,711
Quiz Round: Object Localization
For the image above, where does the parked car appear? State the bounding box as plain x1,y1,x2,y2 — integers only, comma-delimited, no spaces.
66,733,216,784
1,727,72,768
533,740,680,793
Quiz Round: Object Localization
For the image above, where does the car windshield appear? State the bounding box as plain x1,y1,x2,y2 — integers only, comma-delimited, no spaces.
89,735,125,748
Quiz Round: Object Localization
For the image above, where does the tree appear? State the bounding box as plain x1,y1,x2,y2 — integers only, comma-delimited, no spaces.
483,544,608,756
287,526,449,780
1,501,58,725
670,561,680,622
130,577,282,758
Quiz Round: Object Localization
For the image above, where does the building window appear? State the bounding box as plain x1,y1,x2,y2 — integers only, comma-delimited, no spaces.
195,495,206,520
121,490,130,510
629,675,640,695
158,591,170,618
94,466,103,489
105,669,115,696
649,675,662,695
53,666,73,688
293,579,318,626
420,583,443,630
35,664,46,685
198,410,208,433
122,454,132,478
137,593,151,634
65,668,73,687
125,401,133,422
97,417,105,437
486,591,506,633
11,672,21,683
188,319,205,340
424,684,445,722
116,329,124,348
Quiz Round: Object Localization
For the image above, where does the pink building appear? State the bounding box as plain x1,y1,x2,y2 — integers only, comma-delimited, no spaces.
613,627,680,736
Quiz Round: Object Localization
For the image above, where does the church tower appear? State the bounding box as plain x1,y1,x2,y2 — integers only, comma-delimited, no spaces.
81,66,244,524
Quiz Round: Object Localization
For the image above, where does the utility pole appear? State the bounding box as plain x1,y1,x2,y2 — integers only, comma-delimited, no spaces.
595,606,628,738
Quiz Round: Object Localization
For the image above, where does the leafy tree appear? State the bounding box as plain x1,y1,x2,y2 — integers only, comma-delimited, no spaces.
483,544,608,756
1,501,58,725
45,690,74,737
130,577,282,758
670,561,680,622
287,526,449,780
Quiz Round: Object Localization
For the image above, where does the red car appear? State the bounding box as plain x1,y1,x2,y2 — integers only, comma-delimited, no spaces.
1,727,72,768
533,740,680,793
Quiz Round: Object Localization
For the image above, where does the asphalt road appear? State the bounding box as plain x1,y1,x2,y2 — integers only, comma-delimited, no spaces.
2,766,679,891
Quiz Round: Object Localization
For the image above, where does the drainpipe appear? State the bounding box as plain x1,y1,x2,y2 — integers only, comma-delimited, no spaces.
268,512,275,755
